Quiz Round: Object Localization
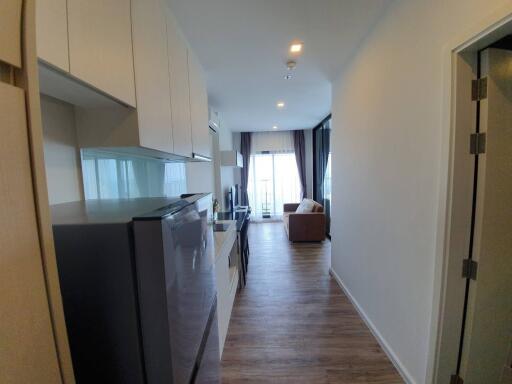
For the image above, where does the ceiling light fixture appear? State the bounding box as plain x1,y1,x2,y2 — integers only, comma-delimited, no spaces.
277,101,285,109
286,60,297,71
284,73,293,80
289,42,303,54
273,125,278,130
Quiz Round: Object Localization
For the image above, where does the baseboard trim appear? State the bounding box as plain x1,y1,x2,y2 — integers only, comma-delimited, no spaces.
329,267,416,384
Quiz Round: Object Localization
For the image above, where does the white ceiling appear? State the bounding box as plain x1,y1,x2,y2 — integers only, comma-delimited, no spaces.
167,0,392,132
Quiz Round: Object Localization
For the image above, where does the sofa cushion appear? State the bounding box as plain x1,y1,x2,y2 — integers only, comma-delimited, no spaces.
296,199,315,213
312,202,324,213
296,199,323,213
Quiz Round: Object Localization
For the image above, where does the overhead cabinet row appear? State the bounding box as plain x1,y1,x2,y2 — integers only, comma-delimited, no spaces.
37,0,136,106
36,0,211,160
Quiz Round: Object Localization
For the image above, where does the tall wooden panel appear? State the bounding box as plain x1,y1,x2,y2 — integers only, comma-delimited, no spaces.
11,0,75,382
0,82,62,383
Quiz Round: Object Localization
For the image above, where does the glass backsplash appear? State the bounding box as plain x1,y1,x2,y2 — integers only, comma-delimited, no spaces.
81,149,187,200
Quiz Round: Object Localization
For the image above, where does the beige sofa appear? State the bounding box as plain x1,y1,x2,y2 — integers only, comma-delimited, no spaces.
283,199,326,242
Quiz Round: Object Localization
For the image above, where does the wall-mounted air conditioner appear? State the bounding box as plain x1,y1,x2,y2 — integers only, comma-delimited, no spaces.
209,107,220,131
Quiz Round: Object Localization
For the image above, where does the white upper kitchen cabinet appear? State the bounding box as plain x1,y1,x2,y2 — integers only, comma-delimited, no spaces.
131,0,174,154
67,0,136,107
36,0,69,71
165,7,193,158
188,50,211,159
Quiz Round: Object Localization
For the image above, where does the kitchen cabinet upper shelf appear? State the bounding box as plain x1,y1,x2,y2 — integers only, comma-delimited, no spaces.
36,0,212,161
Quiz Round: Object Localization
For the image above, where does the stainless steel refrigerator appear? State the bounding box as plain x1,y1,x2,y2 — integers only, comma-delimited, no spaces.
52,194,219,383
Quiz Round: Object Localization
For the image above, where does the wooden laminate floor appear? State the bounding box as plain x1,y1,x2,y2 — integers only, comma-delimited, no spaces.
220,222,403,384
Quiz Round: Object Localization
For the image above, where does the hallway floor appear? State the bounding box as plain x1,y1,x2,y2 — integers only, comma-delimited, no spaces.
220,222,402,383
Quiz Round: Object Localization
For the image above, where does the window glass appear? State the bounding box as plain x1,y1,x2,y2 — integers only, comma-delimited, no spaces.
247,152,301,218
81,150,187,200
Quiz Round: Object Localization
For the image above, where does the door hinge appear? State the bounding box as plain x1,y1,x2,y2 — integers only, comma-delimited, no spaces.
462,259,478,280
472,77,488,101
450,374,464,384
470,132,486,155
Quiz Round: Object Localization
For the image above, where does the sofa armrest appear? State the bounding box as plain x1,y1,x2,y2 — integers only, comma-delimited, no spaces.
283,203,300,212
288,213,326,242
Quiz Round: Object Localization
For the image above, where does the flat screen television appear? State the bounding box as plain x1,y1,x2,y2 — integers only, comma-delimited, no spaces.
227,185,239,212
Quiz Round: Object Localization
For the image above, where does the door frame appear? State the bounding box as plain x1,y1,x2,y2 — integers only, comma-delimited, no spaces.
312,114,331,202
430,5,512,383
312,114,331,237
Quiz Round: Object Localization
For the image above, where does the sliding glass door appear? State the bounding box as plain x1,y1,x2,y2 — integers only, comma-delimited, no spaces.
247,152,301,218
313,116,331,236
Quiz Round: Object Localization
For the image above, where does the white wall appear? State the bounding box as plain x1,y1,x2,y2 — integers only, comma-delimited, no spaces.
41,95,84,204
330,1,511,383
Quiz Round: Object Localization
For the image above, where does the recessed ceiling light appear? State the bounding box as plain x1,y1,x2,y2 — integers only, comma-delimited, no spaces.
277,101,285,109
290,42,303,54
273,125,278,130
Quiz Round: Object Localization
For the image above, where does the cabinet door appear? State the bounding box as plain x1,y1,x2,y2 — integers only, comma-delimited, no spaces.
67,0,136,107
36,0,69,71
0,82,62,383
131,0,173,153
188,51,211,159
166,8,192,158
0,0,22,68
